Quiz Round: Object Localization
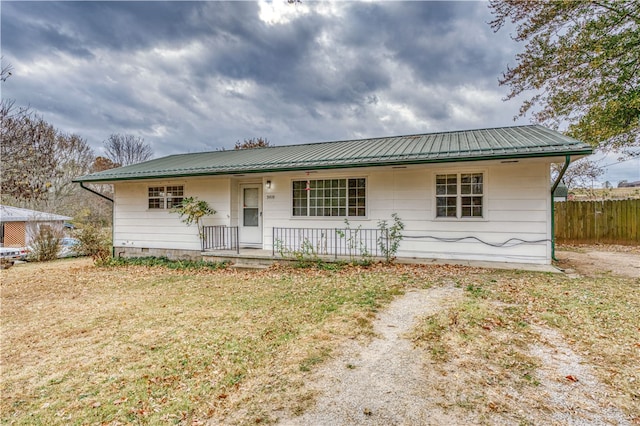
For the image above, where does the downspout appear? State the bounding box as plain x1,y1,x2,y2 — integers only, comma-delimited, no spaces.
78,182,115,257
79,182,113,203
550,155,571,261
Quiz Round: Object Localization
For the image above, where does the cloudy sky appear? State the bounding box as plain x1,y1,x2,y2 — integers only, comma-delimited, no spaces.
2,1,637,184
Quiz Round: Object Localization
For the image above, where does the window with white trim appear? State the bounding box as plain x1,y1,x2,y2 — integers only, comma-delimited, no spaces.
148,185,184,209
292,178,366,217
436,173,483,218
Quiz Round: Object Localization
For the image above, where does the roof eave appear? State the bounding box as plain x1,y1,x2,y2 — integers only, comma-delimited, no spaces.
73,148,593,184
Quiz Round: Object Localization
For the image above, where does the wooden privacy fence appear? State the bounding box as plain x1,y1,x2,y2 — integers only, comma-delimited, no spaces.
554,199,639,245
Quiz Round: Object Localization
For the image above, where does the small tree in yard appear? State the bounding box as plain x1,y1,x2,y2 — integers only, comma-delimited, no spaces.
172,197,216,238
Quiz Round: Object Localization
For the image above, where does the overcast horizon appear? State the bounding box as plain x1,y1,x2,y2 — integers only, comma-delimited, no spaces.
2,1,638,185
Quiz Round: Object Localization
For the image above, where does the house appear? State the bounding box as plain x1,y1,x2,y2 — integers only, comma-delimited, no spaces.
0,205,72,248
74,125,592,265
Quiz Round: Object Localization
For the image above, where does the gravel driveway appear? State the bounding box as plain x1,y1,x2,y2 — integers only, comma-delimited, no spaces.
282,282,468,425
279,249,636,425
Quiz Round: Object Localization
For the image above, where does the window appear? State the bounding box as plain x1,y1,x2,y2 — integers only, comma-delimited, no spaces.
148,185,184,209
436,173,483,218
292,178,366,217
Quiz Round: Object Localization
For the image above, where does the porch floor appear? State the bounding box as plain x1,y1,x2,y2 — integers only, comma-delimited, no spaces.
201,248,561,273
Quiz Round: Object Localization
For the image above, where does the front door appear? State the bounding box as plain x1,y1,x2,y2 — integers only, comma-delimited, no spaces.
239,184,262,247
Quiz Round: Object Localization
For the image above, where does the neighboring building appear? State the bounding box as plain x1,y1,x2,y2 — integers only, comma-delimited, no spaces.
553,182,569,202
0,205,71,247
618,180,640,188
74,125,592,265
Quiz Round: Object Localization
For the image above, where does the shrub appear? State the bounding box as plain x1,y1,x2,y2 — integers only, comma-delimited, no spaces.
29,227,62,262
76,225,112,263
377,213,405,263
101,256,228,270
171,197,216,238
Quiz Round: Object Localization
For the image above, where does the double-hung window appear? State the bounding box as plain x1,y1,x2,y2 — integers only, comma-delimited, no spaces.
436,173,483,218
148,185,184,209
292,178,366,217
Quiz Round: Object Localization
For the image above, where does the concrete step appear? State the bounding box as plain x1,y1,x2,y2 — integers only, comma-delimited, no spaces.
230,263,271,271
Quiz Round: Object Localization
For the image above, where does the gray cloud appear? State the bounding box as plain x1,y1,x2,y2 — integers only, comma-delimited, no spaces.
2,2,517,155
6,0,599,182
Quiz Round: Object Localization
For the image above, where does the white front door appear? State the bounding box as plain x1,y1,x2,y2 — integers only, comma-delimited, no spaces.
239,184,262,246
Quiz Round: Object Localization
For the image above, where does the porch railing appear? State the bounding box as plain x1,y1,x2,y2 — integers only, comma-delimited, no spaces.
273,227,387,259
202,226,239,253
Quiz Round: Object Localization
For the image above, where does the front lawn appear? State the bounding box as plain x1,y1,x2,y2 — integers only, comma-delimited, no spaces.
1,257,638,424
1,259,431,424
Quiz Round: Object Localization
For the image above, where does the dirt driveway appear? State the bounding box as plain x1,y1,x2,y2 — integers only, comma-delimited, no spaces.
555,244,640,279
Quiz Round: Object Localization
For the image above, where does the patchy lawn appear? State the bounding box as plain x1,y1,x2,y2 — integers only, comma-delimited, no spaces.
1,252,638,425
410,268,639,424
1,258,435,424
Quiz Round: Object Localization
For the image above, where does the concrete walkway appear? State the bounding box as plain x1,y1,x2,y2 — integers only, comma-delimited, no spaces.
203,249,561,273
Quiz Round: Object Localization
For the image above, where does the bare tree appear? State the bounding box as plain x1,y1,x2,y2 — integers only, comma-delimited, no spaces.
552,159,604,191
1,101,59,201
8,132,95,211
1,57,12,82
234,137,271,150
0,79,113,222
103,134,153,166
47,133,95,205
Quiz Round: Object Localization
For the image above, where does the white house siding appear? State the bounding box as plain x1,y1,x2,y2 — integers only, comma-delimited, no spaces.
261,159,553,264
113,178,231,254
112,158,554,264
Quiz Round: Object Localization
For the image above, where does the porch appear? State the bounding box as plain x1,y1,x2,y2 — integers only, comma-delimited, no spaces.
201,225,390,258
201,248,283,269
200,226,560,273
201,224,389,268
200,247,560,273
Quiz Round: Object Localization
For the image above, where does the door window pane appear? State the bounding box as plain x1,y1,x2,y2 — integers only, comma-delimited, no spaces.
244,208,259,226
244,188,259,208
243,187,260,226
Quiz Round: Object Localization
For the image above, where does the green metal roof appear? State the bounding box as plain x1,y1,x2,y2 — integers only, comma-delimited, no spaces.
75,125,592,183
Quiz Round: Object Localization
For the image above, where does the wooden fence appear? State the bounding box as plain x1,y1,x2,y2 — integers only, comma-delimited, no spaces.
554,199,640,245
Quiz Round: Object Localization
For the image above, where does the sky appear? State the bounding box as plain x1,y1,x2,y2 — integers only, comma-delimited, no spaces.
2,1,638,185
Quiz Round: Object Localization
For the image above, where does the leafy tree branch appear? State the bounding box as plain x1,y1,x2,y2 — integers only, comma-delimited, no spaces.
171,197,216,238
489,0,640,156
